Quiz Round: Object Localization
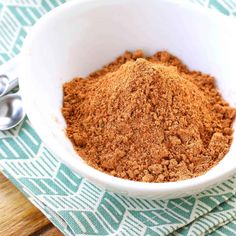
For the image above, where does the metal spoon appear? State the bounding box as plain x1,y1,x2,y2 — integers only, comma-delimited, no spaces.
0,90,25,130
0,57,25,130
0,75,9,97
0,57,18,98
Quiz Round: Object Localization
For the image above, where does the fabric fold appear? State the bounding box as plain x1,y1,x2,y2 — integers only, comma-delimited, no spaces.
1,1,236,235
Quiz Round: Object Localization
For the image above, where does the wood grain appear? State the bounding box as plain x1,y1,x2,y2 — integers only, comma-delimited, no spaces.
31,225,63,236
0,173,62,236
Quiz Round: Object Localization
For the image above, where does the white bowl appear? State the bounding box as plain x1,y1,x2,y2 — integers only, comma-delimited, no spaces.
19,0,236,199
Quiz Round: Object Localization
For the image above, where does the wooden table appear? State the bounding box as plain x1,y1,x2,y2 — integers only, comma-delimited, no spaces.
0,173,63,236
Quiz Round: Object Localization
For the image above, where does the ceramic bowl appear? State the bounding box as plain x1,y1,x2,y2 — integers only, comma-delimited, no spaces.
19,0,236,199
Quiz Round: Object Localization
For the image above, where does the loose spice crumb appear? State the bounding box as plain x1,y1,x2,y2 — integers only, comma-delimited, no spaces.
62,50,236,182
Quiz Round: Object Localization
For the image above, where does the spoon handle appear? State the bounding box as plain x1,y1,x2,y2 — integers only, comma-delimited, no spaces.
0,56,18,97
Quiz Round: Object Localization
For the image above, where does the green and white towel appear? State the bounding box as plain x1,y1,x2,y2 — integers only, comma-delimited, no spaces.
1,0,236,235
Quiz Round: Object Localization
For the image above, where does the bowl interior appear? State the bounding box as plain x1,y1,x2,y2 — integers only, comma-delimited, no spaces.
20,0,236,196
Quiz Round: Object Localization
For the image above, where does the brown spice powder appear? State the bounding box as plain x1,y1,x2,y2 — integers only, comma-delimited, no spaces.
62,50,236,182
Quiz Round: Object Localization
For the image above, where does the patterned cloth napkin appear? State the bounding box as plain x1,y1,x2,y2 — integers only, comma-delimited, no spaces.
1,0,236,235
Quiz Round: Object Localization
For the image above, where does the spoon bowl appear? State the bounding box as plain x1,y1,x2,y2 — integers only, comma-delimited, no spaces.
0,93,25,130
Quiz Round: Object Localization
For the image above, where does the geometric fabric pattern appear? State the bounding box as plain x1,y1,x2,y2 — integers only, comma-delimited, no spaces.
1,0,236,235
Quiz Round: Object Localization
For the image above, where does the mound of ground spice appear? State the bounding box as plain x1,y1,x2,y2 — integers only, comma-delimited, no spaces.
62,50,236,182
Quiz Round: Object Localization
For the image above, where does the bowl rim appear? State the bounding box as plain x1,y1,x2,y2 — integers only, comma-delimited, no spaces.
19,0,236,194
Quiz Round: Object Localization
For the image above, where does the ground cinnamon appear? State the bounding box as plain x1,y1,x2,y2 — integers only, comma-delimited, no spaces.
62,50,236,182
